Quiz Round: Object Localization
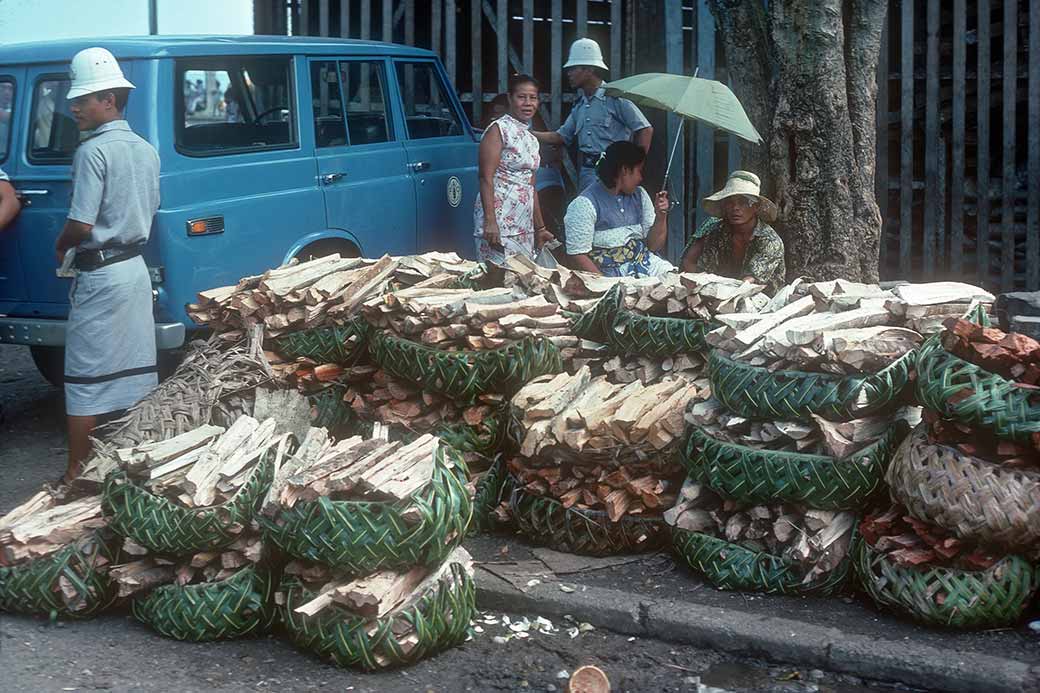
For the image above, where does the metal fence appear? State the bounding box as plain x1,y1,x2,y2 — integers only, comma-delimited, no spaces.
255,0,1039,292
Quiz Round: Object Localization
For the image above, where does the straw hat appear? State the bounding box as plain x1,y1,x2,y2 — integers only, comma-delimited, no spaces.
702,170,777,223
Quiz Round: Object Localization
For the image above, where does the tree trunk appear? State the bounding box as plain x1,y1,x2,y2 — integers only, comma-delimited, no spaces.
709,0,887,283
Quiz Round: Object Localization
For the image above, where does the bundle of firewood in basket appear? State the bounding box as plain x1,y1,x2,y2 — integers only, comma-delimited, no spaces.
707,280,993,374
110,533,264,598
105,416,291,508
666,481,856,584
859,506,1004,571
923,410,1040,467
0,491,106,567
187,252,478,340
940,318,1040,387
502,255,771,319
687,398,895,458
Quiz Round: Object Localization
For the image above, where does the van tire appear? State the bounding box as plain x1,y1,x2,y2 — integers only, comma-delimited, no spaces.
295,239,360,262
30,346,65,387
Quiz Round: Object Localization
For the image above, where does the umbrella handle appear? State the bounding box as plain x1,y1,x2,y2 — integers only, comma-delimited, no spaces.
662,118,685,191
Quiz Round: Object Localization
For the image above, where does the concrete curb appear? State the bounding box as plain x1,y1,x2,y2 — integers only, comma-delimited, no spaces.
475,570,1039,693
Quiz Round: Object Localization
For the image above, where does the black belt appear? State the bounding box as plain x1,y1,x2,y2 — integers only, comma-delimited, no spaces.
581,152,603,168
74,245,143,272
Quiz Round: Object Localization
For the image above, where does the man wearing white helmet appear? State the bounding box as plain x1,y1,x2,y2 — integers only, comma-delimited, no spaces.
54,47,160,483
532,38,652,193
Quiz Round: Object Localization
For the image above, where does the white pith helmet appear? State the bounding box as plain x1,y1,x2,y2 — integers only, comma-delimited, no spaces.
563,38,608,72
67,47,135,100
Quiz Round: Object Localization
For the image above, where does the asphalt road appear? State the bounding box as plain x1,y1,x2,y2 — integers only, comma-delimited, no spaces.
0,344,910,692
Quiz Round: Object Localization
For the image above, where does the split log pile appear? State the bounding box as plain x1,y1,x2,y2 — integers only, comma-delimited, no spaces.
0,492,106,566
923,410,1040,467
109,533,265,598
596,352,706,386
506,367,706,521
687,398,892,458
859,506,1002,571
187,252,478,340
665,480,856,584
261,427,444,514
708,280,994,374
940,318,1040,388
107,416,290,509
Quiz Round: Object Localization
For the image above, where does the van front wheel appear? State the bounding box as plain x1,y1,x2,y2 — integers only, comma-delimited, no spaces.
30,345,65,387
295,239,360,262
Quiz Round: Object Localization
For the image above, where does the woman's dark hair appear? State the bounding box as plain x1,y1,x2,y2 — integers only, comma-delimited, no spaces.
508,73,540,94
597,141,646,187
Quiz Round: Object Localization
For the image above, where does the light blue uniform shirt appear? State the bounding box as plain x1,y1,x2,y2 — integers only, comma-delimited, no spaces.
556,86,650,191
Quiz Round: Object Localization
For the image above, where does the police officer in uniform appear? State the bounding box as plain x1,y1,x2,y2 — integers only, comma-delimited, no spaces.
532,38,653,194
54,48,160,482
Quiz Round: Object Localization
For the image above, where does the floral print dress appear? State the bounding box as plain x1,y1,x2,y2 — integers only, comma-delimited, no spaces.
473,114,540,264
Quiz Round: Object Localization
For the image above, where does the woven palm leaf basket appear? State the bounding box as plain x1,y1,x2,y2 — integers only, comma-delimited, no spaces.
682,423,908,510
709,348,915,422
0,530,120,619
132,564,277,641
368,330,563,404
102,448,277,556
279,558,475,670
508,482,667,556
915,331,1040,445
436,407,507,459
468,457,508,535
608,308,713,357
671,528,855,596
886,423,1040,550
569,283,624,344
308,385,354,431
855,540,1038,628
272,318,370,366
261,444,472,573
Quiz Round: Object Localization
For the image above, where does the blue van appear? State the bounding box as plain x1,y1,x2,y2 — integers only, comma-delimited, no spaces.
0,36,478,383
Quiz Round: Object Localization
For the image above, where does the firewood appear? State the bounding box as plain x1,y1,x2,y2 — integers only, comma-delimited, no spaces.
0,494,106,566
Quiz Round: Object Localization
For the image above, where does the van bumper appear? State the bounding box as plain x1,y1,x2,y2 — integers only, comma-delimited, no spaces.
0,318,186,350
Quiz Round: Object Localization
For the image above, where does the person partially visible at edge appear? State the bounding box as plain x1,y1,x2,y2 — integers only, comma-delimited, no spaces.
563,141,673,278
680,170,786,294
0,167,22,230
486,92,567,244
531,38,653,194
474,74,554,268
55,47,161,483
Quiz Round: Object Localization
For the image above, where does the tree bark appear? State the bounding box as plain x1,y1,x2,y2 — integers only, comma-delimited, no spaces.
709,0,888,283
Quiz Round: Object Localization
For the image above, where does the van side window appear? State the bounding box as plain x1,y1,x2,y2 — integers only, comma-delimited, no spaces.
29,78,79,164
0,79,13,163
311,60,392,148
176,57,296,156
394,62,464,139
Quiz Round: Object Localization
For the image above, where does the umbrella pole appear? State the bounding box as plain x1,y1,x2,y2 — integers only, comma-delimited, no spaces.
662,117,685,191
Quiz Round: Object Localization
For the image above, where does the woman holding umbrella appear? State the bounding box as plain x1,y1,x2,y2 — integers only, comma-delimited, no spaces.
562,141,673,277
680,170,786,293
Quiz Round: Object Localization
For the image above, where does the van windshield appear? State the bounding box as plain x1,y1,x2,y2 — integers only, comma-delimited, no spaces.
0,78,13,163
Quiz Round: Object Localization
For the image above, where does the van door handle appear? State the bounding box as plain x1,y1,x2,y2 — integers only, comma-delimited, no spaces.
408,161,430,172
320,173,345,185
15,189,50,196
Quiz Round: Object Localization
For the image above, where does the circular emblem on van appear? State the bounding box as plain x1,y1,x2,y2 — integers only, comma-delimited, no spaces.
447,176,463,208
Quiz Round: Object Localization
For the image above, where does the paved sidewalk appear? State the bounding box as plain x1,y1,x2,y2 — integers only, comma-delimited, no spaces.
466,535,1040,693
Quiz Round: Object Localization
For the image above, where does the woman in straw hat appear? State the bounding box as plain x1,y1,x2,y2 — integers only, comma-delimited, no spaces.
681,171,786,293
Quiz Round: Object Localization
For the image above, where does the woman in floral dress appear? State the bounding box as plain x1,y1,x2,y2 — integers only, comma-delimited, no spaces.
474,74,553,265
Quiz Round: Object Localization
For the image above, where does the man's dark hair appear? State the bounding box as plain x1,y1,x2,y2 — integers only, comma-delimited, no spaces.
97,88,130,112
597,140,645,188
508,73,540,94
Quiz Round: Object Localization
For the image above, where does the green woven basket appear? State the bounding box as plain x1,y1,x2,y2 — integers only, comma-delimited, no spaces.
672,527,855,596
0,531,119,619
509,482,667,556
308,385,354,430
436,408,507,459
709,348,915,421
608,309,712,356
682,423,907,510
132,565,277,641
855,541,1039,629
280,561,475,670
273,319,369,365
368,330,563,404
102,450,277,556
261,445,472,573
570,284,623,344
915,336,1040,444
468,457,508,535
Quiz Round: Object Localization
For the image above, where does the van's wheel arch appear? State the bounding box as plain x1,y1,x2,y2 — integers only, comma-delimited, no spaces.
29,345,65,387
294,239,360,262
